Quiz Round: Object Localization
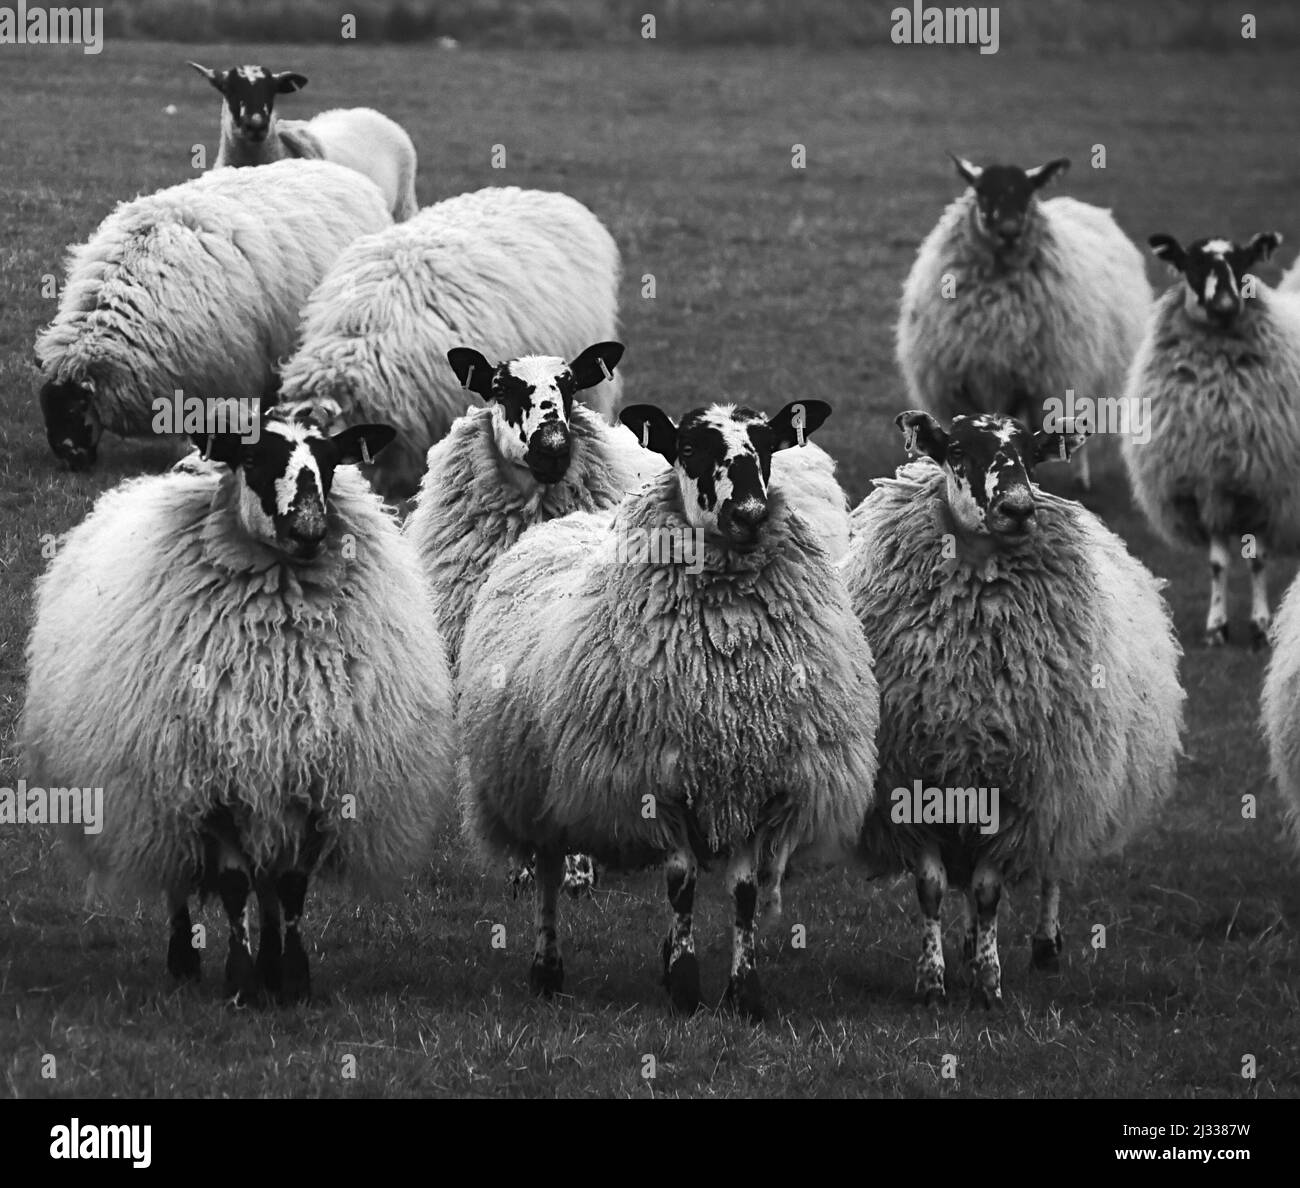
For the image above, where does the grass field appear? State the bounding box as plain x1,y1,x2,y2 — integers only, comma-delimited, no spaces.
2,34,1300,1099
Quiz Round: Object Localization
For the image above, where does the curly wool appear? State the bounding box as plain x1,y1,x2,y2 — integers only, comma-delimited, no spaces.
458,474,879,869
34,160,391,437
1262,576,1300,854
404,403,658,669
897,193,1150,468
20,466,455,900
846,460,1183,885
1121,284,1300,550
278,186,623,502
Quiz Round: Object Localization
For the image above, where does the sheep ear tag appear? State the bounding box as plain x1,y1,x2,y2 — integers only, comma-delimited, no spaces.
903,424,919,455
1057,436,1068,462
599,358,614,383
361,437,373,465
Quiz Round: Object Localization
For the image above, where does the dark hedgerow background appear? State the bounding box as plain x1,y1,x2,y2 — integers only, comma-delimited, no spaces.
1,1,1300,1097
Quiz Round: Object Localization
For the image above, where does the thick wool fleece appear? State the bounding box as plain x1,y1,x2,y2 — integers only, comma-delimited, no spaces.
1121,284,1300,550
846,460,1183,885
458,474,879,869
21,466,455,900
897,193,1150,471
404,404,659,669
772,443,851,561
272,108,419,221
35,160,391,437
277,186,623,502
1260,574,1300,854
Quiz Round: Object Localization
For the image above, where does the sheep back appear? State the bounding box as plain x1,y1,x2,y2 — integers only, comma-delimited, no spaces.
20,466,455,899
457,474,878,869
1262,573,1300,854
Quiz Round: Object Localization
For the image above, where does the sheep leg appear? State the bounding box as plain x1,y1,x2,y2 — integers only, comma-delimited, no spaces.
1031,874,1063,972
660,847,701,1014
165,892,200,982
960,892,976,966
914,846,947,1006
1249,544,1270,650
528,848,565,998
277,869,312,1005
254,872,283,998
756,835,794,929
217,855,258,1005
724,845,764,1022
1206,535,1230,646
969,860,1003,1008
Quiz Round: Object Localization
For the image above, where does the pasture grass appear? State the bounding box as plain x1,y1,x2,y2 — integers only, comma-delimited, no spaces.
1,37,1299,1098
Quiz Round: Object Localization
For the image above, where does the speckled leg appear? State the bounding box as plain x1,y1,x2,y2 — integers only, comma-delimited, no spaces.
915,846,947,1006
969,860,1002,1008
661,847,700,1014
1206,535,1230,646
217,846,257,1005
724,846,764,1022
1032,874,1063,972
277,869,311,1005
529,848,565,997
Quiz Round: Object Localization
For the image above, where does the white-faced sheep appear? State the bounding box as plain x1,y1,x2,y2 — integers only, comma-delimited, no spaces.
897,154,1152,489
35,158,391,470
1122,231,1300,648
457,400,878,1020
188,62,418,221
276,185,624,503
20,410,455,1003
846,411,1183,1007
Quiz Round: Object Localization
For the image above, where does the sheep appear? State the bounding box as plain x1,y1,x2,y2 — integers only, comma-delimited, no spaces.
20,408,455,1003
35,158,392,471
456,400,878,1020
275,185,624,504
896,154,1152,489
845,411,1184,1007
188,62,418,221
1121,231,1300,649
1261,574,1300,855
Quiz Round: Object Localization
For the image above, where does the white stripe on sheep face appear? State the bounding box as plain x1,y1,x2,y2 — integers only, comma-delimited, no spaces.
1149,231,1282,326
196,413,396,561
619,400,833,549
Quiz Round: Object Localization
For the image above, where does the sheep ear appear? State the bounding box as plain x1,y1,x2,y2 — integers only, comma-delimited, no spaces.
567,342,624,392
1026,158,1070,189
949,152,982,186
1031,423,1090,466
192,431,243,467
188,60,224,92
895,410,947,461
274,71,308,93
446,348,496,400
620,404,678,464
768,401,831,451
1149,233,1186,272
1246,231,1283,264
333,424,396,466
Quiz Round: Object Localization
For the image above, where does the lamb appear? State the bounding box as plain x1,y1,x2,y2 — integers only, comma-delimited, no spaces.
276,185,625,503
845,411,1184,1007
20,409,455,1004
188,62,419,221
896,154,1152,489
1121,231,1300,648
35,158,392,470
457,400,878,1020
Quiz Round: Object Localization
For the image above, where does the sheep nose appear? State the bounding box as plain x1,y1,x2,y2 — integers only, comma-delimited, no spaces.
245,112,266,130
996,497,1035,527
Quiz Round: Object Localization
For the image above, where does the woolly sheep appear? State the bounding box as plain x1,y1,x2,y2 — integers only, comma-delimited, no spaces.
36,158,392,470
276,186,625,503
897,154,1152,489
20,411,455,1004
1122,231,1300,648
846,411,1183,1007
457,400,878,1020
188,62,419,221
1261,573,1300,855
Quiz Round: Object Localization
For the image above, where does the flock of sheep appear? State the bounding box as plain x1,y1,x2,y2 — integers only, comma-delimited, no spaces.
17,63,1300,1020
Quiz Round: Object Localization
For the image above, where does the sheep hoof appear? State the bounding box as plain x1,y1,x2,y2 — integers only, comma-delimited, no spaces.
1031,931,1062,972
970,981,1003,1010
1251,623,1270,652
167,935,201,983
529,953,564,998
725,969,765,1023
661,939,701,1015
1205,623,1229,647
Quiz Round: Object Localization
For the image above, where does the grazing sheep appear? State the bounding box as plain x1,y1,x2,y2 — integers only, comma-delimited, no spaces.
188,62,418,221
20,410,455,1003
1122,231,1300,648
276,186,624,503
897,154,1152,489
457,400,878,1020
35,159,391,470
846,411,1183,1007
